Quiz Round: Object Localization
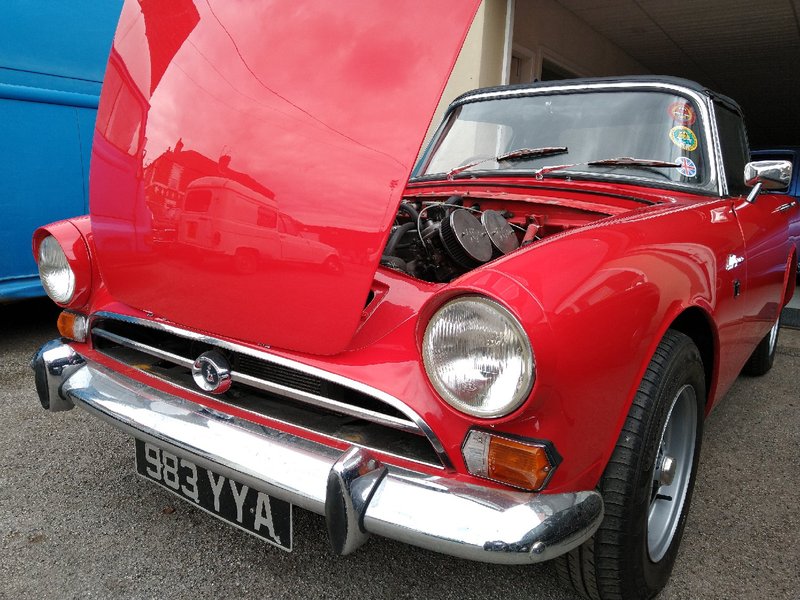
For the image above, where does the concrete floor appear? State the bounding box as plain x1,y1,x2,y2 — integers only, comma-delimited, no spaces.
787,279,800,310
2,298,798,600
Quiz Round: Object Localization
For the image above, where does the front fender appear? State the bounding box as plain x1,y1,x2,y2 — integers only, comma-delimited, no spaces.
33,217,94,309
454,200,740,492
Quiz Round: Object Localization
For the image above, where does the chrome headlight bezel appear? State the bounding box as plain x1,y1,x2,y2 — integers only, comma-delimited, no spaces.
37,235,76,304
422,296,535,419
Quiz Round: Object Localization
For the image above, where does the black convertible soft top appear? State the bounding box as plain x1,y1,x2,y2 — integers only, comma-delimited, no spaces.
451,75,743,116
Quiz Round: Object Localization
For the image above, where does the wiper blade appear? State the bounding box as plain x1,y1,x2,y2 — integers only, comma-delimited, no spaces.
497,146,569,162
586,157,679,168
529,157,681,179
446,146,568,179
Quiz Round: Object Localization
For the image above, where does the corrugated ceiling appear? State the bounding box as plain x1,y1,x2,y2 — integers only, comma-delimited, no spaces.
554,0,800,145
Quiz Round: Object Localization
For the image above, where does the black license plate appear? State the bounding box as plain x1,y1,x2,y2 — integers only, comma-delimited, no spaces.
135,439,292,550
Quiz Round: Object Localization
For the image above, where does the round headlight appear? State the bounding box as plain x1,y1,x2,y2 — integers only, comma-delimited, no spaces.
37,235,76,304
422,296,534,418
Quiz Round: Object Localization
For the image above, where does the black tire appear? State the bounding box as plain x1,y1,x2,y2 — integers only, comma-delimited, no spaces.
556,330,705,600
741,316,780,376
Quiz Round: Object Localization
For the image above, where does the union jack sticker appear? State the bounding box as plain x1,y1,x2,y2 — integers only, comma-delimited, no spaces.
676,156,697,178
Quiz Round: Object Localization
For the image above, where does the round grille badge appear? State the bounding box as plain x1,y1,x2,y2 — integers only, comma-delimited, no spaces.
191,350,232,394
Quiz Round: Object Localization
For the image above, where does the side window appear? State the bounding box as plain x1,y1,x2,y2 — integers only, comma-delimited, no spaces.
257,206,277,228
714,101,749,196
184,190,212,212
96,61,144,157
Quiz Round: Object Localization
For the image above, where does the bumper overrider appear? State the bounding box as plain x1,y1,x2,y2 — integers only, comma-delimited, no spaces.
31,339,603,564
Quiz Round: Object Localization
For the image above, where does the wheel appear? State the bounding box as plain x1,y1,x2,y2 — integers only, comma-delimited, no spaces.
323,255,343,274
741,316,780,376
556,330,705,600
233,248,259,274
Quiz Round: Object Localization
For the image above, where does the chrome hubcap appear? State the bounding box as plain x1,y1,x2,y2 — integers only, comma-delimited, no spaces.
647,384,697,562
658,456,676,486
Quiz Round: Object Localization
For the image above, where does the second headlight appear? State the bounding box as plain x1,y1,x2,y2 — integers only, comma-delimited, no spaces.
422,296,534,418
37,235,76,304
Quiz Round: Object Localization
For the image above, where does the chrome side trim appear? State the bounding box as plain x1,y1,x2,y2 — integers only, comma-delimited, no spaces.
90,311,452,468
775,200,799,213
51,355,604,564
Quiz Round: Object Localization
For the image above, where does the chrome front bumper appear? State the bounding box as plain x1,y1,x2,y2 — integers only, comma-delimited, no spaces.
31,340,604,564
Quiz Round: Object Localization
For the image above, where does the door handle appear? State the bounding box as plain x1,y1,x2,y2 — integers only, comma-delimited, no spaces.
773,200,798,213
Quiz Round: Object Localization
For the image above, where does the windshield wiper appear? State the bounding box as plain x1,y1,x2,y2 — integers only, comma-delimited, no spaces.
446,146,568,179
586,157,680,168
529,157,681,180
586,157,680,180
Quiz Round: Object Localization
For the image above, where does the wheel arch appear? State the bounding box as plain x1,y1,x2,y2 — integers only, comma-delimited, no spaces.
666,306,717,411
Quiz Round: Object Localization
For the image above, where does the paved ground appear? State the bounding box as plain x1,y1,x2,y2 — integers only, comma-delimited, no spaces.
2,298,798,600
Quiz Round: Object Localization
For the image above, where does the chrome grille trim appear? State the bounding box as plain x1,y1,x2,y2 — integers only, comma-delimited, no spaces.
93,326,420,435
89,311,451,469
230,371,419,434
93,328,194,368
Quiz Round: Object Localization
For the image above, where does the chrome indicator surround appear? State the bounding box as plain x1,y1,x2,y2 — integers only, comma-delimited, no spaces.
89,311,451,468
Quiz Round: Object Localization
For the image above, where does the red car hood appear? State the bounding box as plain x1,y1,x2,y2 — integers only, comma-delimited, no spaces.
90,0,480,355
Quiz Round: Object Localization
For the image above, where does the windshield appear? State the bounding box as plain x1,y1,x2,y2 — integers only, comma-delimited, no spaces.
415,90,712,190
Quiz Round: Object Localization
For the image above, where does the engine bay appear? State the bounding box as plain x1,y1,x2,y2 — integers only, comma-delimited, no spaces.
380,194,610,283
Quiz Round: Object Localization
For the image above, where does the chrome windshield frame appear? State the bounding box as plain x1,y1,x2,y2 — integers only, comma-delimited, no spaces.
417,81,725,197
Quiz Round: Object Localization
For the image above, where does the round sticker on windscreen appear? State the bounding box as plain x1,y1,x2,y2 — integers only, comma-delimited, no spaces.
668,102,696,125
669,126,698,151
676,156,697,178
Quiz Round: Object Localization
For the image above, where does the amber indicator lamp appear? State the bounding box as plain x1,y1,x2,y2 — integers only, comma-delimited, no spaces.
462,429,557,491
57,311,88,342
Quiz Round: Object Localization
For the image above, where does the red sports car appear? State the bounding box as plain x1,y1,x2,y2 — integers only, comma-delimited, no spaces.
31,2,795,599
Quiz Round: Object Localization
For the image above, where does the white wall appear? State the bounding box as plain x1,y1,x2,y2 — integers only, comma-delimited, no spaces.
513,0,648,80
421,0,649,151
423,0,511,145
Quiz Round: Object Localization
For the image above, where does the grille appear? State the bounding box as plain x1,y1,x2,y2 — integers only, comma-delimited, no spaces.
235,353,324,396
89,314,445,468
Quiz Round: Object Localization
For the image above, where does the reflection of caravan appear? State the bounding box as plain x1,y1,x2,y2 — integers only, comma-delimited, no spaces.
179,176,339,271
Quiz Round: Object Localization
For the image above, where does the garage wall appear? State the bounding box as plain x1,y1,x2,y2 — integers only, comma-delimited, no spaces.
422,0,511,147
513,0,648,80
420,0,651,155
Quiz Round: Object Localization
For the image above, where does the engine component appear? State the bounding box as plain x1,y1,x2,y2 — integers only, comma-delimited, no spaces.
521,216,541,247
439,209,493,268
381,202,523,282
481,210,519,255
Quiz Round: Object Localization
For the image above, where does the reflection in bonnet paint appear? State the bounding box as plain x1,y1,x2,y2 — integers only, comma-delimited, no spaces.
90,0,482,355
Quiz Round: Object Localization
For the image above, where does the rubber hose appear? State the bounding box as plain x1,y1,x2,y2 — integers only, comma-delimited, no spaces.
384,222,416,255
397,202,420,222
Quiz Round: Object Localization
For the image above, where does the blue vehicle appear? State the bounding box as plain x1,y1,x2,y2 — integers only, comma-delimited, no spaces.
0,0,122,300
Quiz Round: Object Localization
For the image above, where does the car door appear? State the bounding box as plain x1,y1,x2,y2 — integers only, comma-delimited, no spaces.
716,103,792,348
751,148,800,269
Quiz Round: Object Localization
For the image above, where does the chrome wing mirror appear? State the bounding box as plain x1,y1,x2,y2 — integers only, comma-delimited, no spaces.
744,160,792,202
